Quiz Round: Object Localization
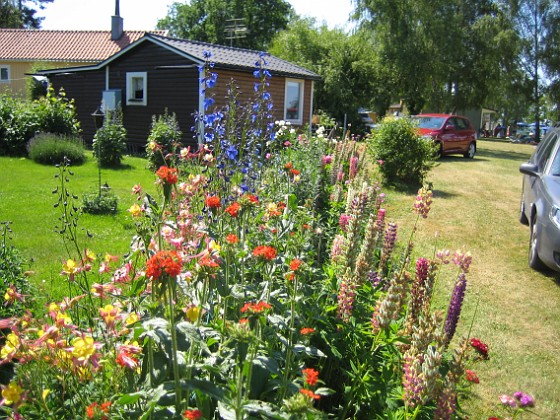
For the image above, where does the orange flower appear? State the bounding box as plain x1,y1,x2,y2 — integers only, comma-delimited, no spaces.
289,259,303,271
300,327,315,335
205,195,221,209
226,234,239,244
300,389,320,400
302,368,319,386
290,168,300,176
240,301,272,314
183,409,203,419
225,202,241,217
253,245,277,261
146,251,182,280
284,162,293,170
156,166,178,184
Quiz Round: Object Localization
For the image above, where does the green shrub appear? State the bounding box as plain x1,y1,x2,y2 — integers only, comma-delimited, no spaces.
27,132,86,165
33,87,81,137
368,116,438,186
0,222,32,319
0,94,37,156
82,190,118,215
92,111,127,167
146,110,182,170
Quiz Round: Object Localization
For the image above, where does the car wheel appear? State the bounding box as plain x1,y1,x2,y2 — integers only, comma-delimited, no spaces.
528,215,546,270
519,196,529,225
464,142,476,159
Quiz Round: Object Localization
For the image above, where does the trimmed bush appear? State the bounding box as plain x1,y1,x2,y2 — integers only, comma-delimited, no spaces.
82,190,118,215
146,110,182,170
92,111,127,167
27,132,86,165
368,116,438,186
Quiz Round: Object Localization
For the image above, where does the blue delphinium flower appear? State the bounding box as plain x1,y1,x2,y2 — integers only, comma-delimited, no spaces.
225,145,238,161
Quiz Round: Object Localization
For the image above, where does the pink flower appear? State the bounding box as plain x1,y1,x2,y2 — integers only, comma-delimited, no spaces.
499,394,517,408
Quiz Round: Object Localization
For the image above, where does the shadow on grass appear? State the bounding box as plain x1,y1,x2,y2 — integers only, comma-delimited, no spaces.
101,163,135,171
475,147,533,162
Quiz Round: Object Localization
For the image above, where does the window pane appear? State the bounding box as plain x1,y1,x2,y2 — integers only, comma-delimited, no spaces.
132,77,144,99
286,81,301,120
0,68,8,80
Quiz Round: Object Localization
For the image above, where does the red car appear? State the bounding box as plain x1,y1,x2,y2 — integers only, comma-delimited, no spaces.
412,114,477,158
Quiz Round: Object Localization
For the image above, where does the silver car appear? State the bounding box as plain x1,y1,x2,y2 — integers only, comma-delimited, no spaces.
519,124,560,272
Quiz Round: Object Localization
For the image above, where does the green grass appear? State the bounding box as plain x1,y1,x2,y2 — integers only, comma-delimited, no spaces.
1,141,559,417
383,140,560,418
0,153,156,300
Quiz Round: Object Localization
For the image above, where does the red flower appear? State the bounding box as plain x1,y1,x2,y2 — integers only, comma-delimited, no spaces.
239,193,259,207
156,166,178,184
205,195,221,209
183,409,203,419
225,202,241,217
240,301,272,314
300,389,320,400
465,369,479,384
470,337,489,359
302,368,319,386
253,245,277,261
300,327,315,335
116,350,139,369
289,259,303,271
146,251,182,280
86,401,111,419
199,255,220,268
284,162,293,170
226,234,239,244
290,168,300,176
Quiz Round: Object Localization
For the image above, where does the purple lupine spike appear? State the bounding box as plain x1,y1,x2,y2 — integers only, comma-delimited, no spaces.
443,272,467,346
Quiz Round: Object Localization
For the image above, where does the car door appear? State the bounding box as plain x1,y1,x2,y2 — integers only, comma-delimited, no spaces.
453,117,474,153
441,117,462,153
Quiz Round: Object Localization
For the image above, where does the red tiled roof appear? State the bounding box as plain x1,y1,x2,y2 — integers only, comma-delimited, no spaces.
0,29,167,62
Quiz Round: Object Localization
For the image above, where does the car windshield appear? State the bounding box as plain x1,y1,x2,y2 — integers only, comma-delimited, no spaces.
413,116,446,129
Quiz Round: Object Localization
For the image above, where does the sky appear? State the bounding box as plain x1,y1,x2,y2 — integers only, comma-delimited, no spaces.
37,0,355,32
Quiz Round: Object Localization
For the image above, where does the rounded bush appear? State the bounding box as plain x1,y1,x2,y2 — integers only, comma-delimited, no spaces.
27,132,86,165
33,87,81,137
82,191,118,215
368,117,438,186
0,94,37,156
93,112,127,167
146,111,182,171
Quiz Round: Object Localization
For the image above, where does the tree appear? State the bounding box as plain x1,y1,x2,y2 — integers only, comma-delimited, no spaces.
270,18,392,128
352,0,514,114
157,0,294,51
0,0,54,28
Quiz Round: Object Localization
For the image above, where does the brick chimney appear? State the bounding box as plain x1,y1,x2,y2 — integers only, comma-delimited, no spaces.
111,0,123,40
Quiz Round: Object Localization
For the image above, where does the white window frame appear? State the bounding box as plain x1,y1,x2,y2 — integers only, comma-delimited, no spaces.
0,65,10,83
284,78,304,125
126,72,147,106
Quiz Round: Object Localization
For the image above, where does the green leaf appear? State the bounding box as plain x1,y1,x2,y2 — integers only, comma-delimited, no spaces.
293,344,326,358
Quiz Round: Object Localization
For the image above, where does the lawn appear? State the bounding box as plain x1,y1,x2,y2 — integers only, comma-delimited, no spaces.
0,153,157,300
1,141,559,417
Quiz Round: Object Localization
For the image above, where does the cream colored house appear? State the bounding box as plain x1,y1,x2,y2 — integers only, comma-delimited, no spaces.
0,24,166,98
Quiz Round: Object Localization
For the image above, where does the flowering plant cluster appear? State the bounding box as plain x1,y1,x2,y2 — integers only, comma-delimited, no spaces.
0,58,515,419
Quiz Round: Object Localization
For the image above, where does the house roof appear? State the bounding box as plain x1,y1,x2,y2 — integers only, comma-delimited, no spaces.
147,34,321,80
0,29,167,63
36,33,321,80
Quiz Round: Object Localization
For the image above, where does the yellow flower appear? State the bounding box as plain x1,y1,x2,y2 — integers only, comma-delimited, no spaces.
42,389,51,401
72,336,95,361
0,333,19,359
125,313,139,326
48,302,59,312
99,304,120,326
128,203,143,217
2,381,23,405
84,249,96,262
56,311,72,327
209,240,221,253
185,306,201,323
62,259,78,275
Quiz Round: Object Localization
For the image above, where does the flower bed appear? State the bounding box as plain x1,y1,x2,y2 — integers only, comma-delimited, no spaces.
0,55,507,419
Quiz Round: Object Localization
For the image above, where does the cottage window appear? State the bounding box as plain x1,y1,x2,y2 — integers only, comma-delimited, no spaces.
284,79,304,125
0,65,10,83
126,72,147,106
